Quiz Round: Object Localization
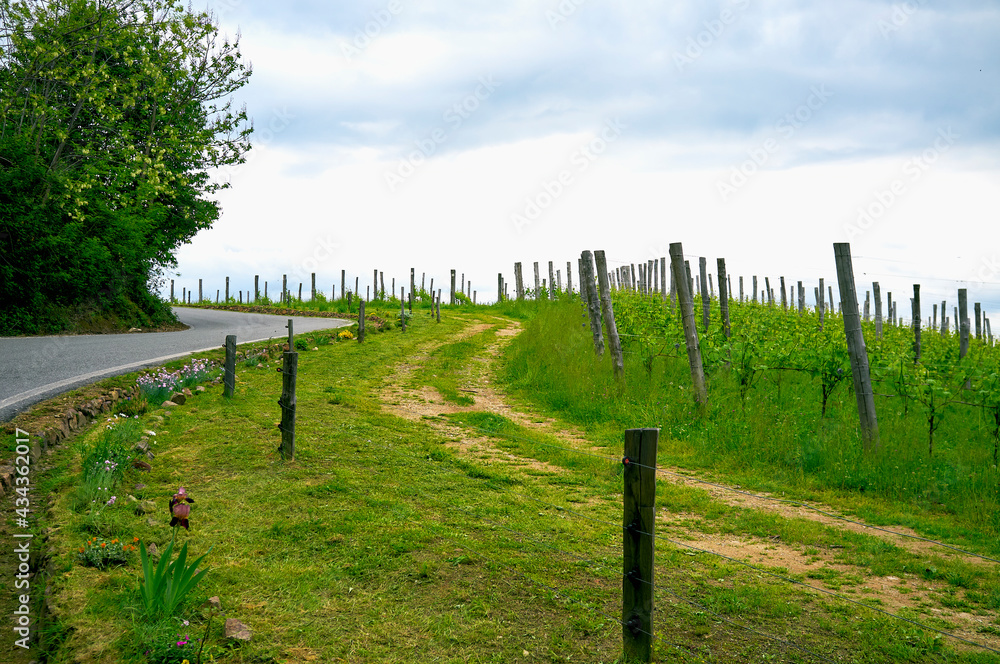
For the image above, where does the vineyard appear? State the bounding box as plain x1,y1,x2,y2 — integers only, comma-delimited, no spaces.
505,255,1000,542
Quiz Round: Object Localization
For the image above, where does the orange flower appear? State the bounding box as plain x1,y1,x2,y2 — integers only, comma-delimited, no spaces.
100,542,106,548
112,539,118,544
133,537,139,543
79,547,84,553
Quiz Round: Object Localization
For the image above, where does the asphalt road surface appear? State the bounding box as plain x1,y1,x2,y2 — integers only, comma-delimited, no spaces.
0,307,352,423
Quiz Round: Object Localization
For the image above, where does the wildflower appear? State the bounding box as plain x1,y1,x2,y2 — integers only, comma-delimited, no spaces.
106,496,117,506
100,542,107,548
169,487,195,530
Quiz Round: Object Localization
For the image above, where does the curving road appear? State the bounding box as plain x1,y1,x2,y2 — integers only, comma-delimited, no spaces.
0,307,352,423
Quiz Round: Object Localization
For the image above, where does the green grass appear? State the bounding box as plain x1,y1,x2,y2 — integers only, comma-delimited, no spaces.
24,297,1000,663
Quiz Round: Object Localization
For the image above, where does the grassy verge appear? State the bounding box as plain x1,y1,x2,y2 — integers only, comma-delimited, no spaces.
17,297,1000,662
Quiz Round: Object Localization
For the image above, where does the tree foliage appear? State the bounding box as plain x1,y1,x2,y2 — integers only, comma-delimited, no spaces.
0,0,251,334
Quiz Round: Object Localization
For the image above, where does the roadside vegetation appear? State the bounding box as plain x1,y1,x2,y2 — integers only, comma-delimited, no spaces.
6,292,1000,662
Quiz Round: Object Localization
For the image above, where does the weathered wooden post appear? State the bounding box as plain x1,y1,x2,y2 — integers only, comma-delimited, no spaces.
170,280,175,303
224,335,236,398
717,258,731,338
401,288,406,332
622,427,657,663
182,287,186,303
198,279,203,303
225,277,230,303
567,261,574,295
873,282,883,339
581,251,605,356
254,275,259,302
833,243,879,453
548,261,556,300
341,270,346,302
780,276,787,310
595,251,624,377
798,281,805,315
450,270,456,305
912,285,921,363
959,289,969,359
436,289,442,322
670,243,708,408
498,273,504,303
818,278,825,329
312,273,317,301
515,262,525,300
279,347,297,461
975,302,982,340
699,257,710,333
298,283,302,303
533,262,541,299
358,299,366,342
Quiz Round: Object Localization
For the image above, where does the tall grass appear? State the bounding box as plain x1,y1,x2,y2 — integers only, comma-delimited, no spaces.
501,300,1000,545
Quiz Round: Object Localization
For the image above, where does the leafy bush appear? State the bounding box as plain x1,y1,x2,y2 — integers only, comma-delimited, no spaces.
294,338,309,351
78,536,138,568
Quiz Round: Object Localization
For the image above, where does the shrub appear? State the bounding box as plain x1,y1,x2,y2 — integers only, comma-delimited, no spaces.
337,330,354,341
78,536,138,568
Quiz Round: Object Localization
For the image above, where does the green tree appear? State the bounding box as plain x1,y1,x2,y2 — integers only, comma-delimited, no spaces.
0,0,251,334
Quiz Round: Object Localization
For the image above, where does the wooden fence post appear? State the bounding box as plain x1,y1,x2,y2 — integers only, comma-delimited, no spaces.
798,281,805,315
833,243,879,453
437,289,441,322
670,243,708,409
358,299,366,342
699,257,710,333
278,348,297,461
818,278,825,329
595,250,624,376
581,251,605,355
312,273,317,301
498,273,504,303
873,282,883,338
975,302,982,340
298,283,302,302
717,258,731,338
224,335,236,398
548,261,556,300
912,284,921,363
623,427,658,663
567,261,573,295
254,275,259,302
959,289,969,359
198,279,203,303
515,262,525,300
450,270,456,305
170,280,175,303
225,277,230,302
215,290,219,304
341,270,346,302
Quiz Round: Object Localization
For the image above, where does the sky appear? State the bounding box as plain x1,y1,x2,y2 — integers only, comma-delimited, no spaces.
169,0,1000,321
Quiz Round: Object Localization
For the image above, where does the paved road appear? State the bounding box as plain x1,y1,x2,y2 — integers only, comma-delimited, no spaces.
0,307,351,423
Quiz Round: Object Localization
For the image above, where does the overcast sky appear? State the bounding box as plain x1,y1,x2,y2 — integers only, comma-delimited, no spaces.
171,0,1000,319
